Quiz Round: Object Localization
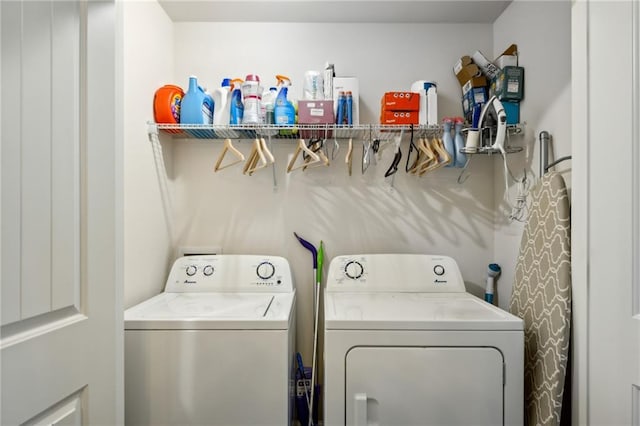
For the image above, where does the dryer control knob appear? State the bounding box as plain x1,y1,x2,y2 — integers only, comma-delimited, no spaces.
203,265,214,276
256,261,275,280
433,264,445,276
186,265,197,276
344,261,364,279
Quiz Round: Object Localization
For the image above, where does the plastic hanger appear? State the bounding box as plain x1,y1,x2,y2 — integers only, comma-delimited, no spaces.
260,138,275,164
302,139,329,171
287,139,320,172
408,138,435,175
243,138,267,175
214,138,245,172
418,137,451,176
345,138,353,176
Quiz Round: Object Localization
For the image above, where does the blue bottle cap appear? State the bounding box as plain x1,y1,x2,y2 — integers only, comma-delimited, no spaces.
221,78,232,87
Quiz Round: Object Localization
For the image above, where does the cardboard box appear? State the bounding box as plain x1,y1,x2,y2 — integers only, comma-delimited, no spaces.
380,110,419,125
453,56,473,75
502,101,520,125
333,77,359,125
455,63,482,87
298,100,335,124
494,44,518,69
462,87,487,118
462,76,488,94
472,50,501,80
493,66,524,101
381,91,420,111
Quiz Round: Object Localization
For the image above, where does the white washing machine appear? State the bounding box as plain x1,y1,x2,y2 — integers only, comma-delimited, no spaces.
125,255,296,426
324,254,524,426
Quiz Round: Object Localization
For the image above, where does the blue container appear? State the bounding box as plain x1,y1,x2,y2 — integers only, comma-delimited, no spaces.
229,85,244,125
180,76,214,137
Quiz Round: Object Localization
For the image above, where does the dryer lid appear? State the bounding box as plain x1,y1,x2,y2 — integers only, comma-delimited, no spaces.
124,292,295,330
324,292,523,331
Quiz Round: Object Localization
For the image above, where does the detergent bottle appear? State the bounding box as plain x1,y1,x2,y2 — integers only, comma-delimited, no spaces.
273,75,295,126
180,76,214,125
453,117,467,167
229,78,244,125
212,78,232,125
442,117,456,167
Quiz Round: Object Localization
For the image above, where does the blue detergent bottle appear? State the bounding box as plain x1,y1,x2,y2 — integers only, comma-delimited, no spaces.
180,76,214,137
229,78,244,125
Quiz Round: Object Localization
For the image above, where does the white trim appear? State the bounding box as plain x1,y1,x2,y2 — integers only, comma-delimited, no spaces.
632,0,640,319
571,0,590,424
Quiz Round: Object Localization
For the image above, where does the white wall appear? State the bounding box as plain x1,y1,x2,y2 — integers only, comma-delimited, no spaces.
491,0,572,309
123,1,176,308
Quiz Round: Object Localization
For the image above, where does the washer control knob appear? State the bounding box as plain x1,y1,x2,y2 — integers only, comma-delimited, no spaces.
256,261,275,280
186,265,197,276
433,264,445,276
344,261,364,279
203,265,214,276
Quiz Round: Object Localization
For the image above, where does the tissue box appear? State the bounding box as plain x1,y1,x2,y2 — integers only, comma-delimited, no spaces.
381,92,420,111
298,100,335,124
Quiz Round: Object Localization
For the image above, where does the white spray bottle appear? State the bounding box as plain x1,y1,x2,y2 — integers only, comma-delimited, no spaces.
485,263,501,304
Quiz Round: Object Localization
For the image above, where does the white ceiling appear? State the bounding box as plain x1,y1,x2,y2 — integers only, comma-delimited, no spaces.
158,1,513,23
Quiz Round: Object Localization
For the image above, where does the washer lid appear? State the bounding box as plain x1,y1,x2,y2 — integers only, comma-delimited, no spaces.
324,292,523,331
124,292,295,330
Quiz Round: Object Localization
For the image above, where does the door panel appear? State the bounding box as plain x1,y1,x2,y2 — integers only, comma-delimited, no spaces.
1,1,120,424
346,346,503,426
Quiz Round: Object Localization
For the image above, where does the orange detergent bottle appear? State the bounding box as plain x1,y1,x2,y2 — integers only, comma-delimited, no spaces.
153,85,184,132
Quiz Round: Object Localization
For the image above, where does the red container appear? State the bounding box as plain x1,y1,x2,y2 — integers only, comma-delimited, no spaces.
154,85,184,133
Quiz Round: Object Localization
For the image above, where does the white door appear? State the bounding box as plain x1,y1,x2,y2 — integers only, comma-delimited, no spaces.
345,347,503,426
572,0,640,424
1,1,122,424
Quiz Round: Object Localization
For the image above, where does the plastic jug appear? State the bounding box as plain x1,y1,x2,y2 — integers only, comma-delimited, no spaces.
442,118,456,167
180,76,213,125
212,78,232,126
229,78,244,125
261,87,278,124
453,117,467,167
153,84,184,125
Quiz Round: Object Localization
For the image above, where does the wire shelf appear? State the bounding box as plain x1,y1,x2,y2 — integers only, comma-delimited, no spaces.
151,123,449,141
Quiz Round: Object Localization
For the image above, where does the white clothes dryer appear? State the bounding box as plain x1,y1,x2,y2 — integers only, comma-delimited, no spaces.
125,255,296,426
323,254,523,426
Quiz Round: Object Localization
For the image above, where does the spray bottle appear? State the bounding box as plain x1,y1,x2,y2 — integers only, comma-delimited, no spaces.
453,117,467,167
274,75,295,126
212,78,232,126
485,263,501,304
229,78,244,125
